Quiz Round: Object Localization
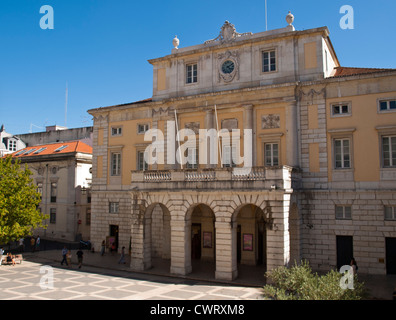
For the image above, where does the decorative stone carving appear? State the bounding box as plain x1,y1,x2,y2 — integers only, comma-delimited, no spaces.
184,122,200,134
261,114,280,129
217,50,239,83
152,107,174,118
221,118,238,130
204,21,252,45
286,11,294,26
173,35,179,49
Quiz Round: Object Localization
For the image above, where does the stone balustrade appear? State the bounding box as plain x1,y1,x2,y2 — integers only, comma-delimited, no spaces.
131,166,298,192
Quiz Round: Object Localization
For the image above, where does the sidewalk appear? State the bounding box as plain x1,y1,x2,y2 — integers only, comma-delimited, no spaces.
22,248,396,300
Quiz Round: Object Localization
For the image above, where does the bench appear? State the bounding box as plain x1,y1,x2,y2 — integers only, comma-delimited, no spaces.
1,254,23,265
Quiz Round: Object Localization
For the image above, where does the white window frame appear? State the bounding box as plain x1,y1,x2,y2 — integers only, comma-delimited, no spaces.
8,139,17,152
186,147,198,169
385,206,396,221
137,123,149,135
262,49,277,73
186,63,198,84
111,152,121,176
109,202,119,214
137,150,148,171
331,103,351,117
335,205,352,220
378,98,396,113
111,127,122,136
382,135,396,168
264,143,279,167
334,138,351,169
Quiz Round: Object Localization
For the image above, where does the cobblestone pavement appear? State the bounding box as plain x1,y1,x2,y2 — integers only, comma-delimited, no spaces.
0,260,263,300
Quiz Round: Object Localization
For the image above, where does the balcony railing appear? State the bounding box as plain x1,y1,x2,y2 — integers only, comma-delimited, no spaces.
131,166,297,191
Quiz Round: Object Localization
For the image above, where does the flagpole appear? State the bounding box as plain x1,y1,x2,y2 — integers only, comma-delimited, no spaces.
214,105,223,168
174,109,183,169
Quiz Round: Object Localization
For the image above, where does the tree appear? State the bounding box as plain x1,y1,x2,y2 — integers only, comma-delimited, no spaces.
0,155,48,244
262,260,367,300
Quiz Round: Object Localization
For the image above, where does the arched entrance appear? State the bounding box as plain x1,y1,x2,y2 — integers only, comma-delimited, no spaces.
141,203,171,270
233,204,271,273
186,204,216,275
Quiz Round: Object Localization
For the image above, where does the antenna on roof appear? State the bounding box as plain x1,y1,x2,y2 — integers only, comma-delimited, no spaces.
65,82,68,128
265,0,268,31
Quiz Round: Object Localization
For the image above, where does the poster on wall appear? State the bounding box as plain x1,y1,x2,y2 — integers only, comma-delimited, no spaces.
203,232,212,248
243,234,253,251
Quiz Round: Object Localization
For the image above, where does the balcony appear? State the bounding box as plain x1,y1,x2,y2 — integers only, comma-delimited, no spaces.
131,166,300,192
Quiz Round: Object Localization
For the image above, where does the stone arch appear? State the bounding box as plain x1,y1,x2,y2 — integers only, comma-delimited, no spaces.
184,202,216,276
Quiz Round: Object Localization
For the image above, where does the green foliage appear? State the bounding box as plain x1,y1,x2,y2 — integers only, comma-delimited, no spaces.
0,156,48,244
262,260,367,300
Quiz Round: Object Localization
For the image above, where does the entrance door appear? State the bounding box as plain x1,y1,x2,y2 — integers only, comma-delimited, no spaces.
336,236,353,270
386,238,396,274
237,225,241,263
257,221,266,266
191,223,201,259
109,225,119,251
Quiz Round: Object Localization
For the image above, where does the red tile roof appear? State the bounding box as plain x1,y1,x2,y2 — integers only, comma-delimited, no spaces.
9,140,92,158
332,66,396,78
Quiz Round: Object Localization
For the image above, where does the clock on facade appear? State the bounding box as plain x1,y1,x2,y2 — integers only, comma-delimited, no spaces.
221,60,235,74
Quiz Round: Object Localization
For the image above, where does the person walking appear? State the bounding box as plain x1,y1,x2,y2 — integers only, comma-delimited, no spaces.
61,246,68,266
100,240,105,256
35,235,40,251
66,250,72,268
76,248,84,269
30,237,36,253
0,247,4,265
118,246,126,264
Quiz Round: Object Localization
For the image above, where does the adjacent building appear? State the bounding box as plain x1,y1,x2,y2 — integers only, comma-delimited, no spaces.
87,13,396,280
10,141,93,242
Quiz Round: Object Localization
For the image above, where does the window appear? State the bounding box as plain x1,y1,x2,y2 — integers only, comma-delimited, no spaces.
382,136,396,167
336,206,352,220
385,206,396,221
186,63,198,84
8,140,17,152
24,148,37,155
223,145,237,168
264,143,279,166
50,208,56,224
34,147,47,154
379,99,396,112
137,124,149,134
186,147,198,169
50,182,57,203
334,139,350,169
262,50,276,73
15,149,27,156
111,152,121,176
86,208,91,225
111,127,122,136
137,150,148,171
54,145,68,152
37,182,43,195
109,202,119,214
331,103,351,116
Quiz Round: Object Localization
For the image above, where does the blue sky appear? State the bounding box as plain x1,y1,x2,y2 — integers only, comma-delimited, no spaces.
0,0,395,134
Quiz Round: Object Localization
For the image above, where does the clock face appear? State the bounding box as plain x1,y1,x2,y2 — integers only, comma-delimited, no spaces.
221,60,235,74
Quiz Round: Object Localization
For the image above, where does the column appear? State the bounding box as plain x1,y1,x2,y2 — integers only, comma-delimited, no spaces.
215,220,238,280
170,217,192,275
130,199,152,271
204,109,215,168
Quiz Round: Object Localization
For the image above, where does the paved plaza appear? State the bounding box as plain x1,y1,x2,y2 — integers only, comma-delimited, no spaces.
0,254,263,300
0,248,395,301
